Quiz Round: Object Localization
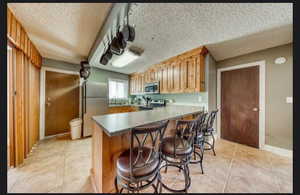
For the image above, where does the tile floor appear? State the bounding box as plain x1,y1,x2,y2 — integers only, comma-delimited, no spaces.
7,134,293,193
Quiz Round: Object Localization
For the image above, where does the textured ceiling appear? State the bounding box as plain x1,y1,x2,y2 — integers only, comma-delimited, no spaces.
91,3,292,74
8,3,112,64
9,3,292,74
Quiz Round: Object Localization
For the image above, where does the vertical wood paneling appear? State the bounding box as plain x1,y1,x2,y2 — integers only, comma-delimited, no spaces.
8,48,15,167
16,21,21,48
20,27,25,51
7,8,42,68
14,49,25,165
24,57,30,156
11,16,17,42
7,9,12,37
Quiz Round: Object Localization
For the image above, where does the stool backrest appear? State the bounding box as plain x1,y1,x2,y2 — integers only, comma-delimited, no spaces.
205,109,218,130
130,120,169,177
174,119,198,151
195,112,208,132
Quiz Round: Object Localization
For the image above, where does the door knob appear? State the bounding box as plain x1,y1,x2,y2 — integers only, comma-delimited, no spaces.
252,107,258,112
46,102,51,106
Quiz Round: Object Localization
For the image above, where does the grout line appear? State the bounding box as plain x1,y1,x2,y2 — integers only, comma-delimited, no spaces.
222,143,237,193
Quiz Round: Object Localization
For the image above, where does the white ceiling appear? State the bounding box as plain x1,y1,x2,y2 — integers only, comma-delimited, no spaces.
9,3,292,74
8,3,112,64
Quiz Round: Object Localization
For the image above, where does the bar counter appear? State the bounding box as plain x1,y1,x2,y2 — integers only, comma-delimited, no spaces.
90,105,203,193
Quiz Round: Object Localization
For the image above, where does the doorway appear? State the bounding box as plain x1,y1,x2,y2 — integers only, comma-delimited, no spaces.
217,61,265,149
44,70,80,137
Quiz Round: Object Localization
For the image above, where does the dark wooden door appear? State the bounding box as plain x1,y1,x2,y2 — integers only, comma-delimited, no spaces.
221,66,259,148
45,71,79,136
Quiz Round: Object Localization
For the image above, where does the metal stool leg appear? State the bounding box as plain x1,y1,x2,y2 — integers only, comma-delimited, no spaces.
114,177,119,193
211,132,216,156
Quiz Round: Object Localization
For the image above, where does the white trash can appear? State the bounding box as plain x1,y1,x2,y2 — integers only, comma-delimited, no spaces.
69,118,82,140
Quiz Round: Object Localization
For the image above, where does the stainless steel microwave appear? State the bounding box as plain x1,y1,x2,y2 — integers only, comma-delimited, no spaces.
144,82,160,94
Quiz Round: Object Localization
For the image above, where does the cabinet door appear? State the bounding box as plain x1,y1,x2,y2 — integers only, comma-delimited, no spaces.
138,74,144,93
161,66,168,93
141,74,145,93
187,57,197,92
149,69,156,82
195,55,206,92
130,77,133,94
173,61,181,93
180,59,188,92
167,63,174,92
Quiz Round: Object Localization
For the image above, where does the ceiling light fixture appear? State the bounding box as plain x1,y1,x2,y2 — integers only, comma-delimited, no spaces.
111,49,140,68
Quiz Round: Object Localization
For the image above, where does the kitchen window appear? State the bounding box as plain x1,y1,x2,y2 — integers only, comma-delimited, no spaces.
108,79,129,99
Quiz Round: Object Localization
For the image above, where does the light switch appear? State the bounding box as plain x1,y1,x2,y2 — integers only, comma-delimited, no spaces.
286,97,293,104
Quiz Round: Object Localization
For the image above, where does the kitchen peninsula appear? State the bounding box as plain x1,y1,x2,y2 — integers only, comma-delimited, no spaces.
90,105,204,193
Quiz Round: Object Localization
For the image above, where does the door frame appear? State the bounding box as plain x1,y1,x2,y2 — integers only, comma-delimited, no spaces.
217,60,266,149
40,67,82,140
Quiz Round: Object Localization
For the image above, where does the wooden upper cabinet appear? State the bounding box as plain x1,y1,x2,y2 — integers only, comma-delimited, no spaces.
129,47,208,95
195,55,206,92
187,57,197,92
161,65,168,93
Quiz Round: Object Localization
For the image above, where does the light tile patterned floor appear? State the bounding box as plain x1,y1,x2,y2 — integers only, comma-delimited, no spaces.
7,134,293,193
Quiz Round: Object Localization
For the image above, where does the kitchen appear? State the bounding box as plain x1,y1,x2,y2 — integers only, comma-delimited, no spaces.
6,2,293,193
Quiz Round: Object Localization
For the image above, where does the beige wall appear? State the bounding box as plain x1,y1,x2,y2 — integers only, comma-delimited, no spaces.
217,43,293,150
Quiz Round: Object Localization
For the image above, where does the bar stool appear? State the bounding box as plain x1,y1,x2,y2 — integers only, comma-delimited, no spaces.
114,120,169,193
190,112,208,174
158,119,197,193
202,109,218,156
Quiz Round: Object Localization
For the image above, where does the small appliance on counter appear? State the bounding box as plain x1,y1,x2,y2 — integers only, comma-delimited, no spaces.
150,99,166,107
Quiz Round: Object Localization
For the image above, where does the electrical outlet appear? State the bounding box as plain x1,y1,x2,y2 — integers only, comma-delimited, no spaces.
198,96,202,102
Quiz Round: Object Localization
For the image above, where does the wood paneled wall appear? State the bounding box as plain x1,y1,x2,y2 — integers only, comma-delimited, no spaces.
9,46,41,167
7,8,42,167
7,8,42,68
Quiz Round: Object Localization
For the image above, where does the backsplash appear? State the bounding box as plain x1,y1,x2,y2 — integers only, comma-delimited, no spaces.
130,92,208,109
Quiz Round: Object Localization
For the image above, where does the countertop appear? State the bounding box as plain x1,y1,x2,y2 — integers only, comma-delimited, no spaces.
92,105,204,137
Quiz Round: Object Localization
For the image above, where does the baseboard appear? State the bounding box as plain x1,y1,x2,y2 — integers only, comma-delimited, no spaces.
263,144,293,158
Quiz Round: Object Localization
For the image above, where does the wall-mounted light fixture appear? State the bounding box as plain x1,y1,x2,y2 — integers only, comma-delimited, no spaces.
274,57,287,64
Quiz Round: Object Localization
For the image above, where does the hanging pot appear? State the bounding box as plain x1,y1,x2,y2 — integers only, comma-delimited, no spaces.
99,46,113,65
110,37,124,55
122,25,135,42
117,31,127,49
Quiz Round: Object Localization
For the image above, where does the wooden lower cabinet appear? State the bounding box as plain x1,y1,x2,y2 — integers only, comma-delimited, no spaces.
107,106,138,114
